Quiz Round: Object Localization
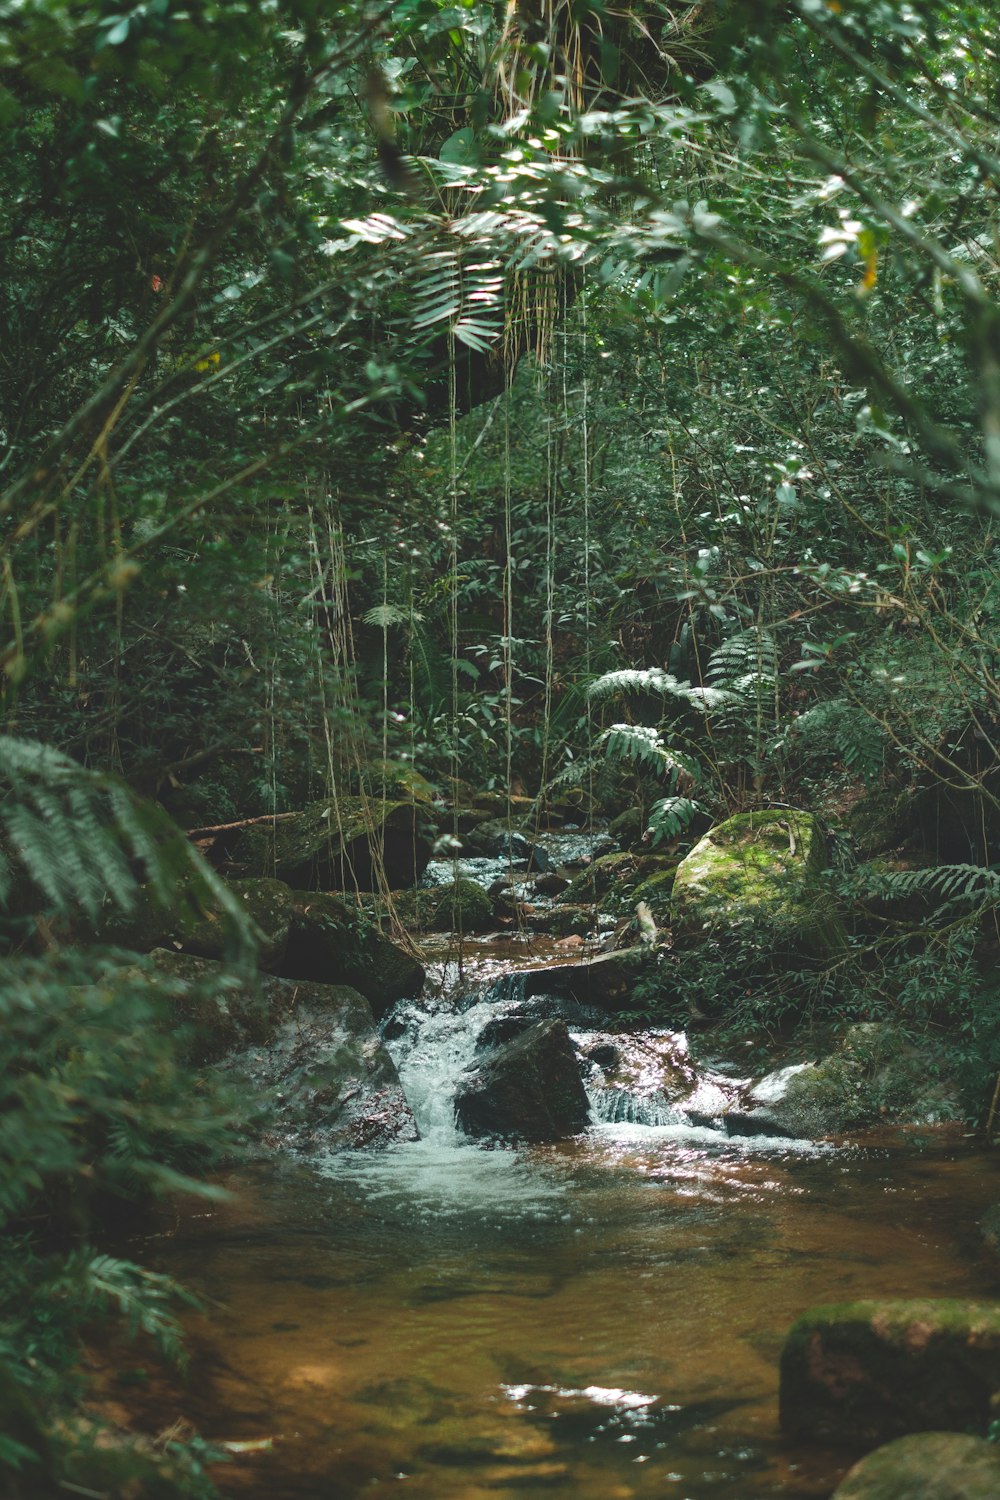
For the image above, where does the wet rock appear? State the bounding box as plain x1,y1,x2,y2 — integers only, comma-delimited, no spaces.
831,1432,1000,1499
518,947,658,1012
466,819,551,871
531,871,571,897
526,905,596,938
780,1299,1000,1447
723,1109,797,1140
278,891,425,1017
223,978,418,1151
454,1019,591,1142
672,809,847,962
586,1042,621,1070
223,797,434,890
745,1026,960,1137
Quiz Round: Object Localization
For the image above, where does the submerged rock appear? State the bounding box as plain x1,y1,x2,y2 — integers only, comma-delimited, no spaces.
224,797,434,890
780,1299,1000,1447
832,1432,1000,1499
672,809,846,961
279,891,425,1017
454,1018,590,1142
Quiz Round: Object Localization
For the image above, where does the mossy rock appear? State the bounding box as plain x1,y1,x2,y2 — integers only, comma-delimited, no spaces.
744,1024,960,1137
276,891,425,1017
608,807,646,850
780,1299,1000,1447
631,867,678,924
426,878,494,933
226,796,434,890
833,1432,1000,1500
560,852,675,913
671,809,846,961
89,877,291,966
526,904,597,938
146,948,272,1063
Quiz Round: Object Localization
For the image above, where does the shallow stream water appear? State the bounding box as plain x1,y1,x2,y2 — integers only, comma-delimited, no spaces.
137,929,1000,1500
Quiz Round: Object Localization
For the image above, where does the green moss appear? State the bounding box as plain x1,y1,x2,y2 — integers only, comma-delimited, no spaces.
428,878,493,933
672,809,846,960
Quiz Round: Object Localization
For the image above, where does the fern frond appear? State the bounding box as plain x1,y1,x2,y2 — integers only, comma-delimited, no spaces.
596,724,703,788
588,667,690,702
646,796,707,844
778,700,887,783
706,628,779,684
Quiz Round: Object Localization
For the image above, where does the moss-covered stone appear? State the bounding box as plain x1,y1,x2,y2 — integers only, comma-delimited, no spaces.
560,852,675,914
672,809,846,960
833,1432,1000,1500
525,904,596,938
426,878,494,933
91,877,292,966
277,891,425,1017
519,947,658,1011
226,797,434,890
631,867,678,924
608,807,646,850
780,1299,1000,1447
743,1024,961,1137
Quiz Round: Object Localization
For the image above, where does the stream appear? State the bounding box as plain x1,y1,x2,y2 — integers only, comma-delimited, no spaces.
132,841,1000,1500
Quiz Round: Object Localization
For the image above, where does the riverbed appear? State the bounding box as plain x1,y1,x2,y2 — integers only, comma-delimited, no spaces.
131,944,1000,1500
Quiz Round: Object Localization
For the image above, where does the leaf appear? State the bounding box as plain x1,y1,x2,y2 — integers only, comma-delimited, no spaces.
440,128,478,166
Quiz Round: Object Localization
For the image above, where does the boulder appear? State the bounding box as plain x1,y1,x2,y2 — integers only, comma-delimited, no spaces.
560,852,675,914
454,1019,591,1142
832,1432,1000,1499
741,1026,960,1138
224,982,418,1152
780,1300,1000,1447
278,891,425,1017
425,877,494,933
223,797,433,890
518,947,658,1012
148,949,416,1149
671,809,846,961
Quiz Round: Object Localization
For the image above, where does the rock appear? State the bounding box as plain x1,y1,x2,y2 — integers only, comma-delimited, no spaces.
523,904,596,938
224,797,434,890
980,1204,1000,1258
170,878,294,966
87,875,293,968
454,1019,591,1142
228,985,417,1151
146,948,272,1062
744,1026,960,1137
531,871,570,897
672,809,847,961
608,807,647,849
426,877,494,933
832,1432,1000,1499
518,947,658,1012
278,891,425,1017
780,1300,1000,1447
560,852,675,913
466,819,551,870
148,949,416,1149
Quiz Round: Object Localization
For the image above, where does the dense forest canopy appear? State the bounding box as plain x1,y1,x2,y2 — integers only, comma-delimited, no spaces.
5,0,1000,1492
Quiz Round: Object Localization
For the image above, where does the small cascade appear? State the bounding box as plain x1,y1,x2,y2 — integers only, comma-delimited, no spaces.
586,1087,686,1128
